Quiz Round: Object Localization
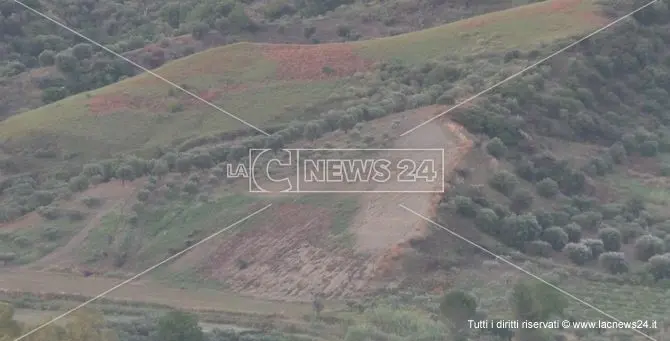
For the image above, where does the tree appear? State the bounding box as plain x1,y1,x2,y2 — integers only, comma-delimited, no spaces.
191,23,210,40
137,189,150,202
541,226,569,251
156,311,204,341
38,50,56,66
608,142,627,164
598,227,622,251
0,302,21,339
475,208,499,235
312,293,325,320
510,279,567,323
116,165,135,185
338,114,357,133
536,178,559,198
454,196,477,217
72,43,93,60
0,253,16,266
42,87,68,104
634,235,665,261
175,156,192,174
486,137,507,158
439,290,477,334
191,152,213,171
501,214,542,250
562,223,582,243
489,170,519,196
69,175,90,192
152,161,169,179
55,51,78,73
599,252,628,274
64,309,118,341
648,254,670,280
303,121,323,141
565,243,591,265
582,238,605,260
510,189,533,213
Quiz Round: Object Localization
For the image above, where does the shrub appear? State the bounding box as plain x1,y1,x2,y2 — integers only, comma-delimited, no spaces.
510,189,533,213
486,138,507,158
582,238,605,260
182,181,199,195
598,227,622,252
634,235,665,261
37,206,62,220
639,140,659,157
137,190,150,202
38,49,55,66
620,223,645,244
80,196,102,208
475,208,499,235
571,211,602,231
599,252,628,274
648,254,670,280
454,196,477,218
536,178,559,198
541,227,569,251
500,214,542,250
562,223,582,243
565,243,591,265
489,171,519,196
525,240,552,257
68,175,90,192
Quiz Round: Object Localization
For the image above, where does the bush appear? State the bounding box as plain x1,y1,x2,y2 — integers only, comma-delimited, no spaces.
565,243,591,265
620,223,645,244
489,171,519,196
454,196,477,217
510,189,533,213
486,138,507,158
634,235,665,261
500,213,542,250
598,227,622,251
38,49,56,66
571,211,602,231
648,254,670,280
541,226,569,251
639,140,659,157
536,178,559,198
475,208,499,235
137,189,150,202
599,252,628,274
80,196,102,208
525,240,552,257
562,223,582,243
582,238,605,260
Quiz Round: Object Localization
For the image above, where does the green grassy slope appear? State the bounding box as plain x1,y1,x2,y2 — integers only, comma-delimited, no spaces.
0,0,602,159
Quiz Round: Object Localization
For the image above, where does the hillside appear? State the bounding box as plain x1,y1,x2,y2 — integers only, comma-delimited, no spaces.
4,0,670,340
0,0,537,119
0,0,601,165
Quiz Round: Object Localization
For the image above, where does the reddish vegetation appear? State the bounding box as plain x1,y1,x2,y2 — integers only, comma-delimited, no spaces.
88,93,166,115
261,44,374,81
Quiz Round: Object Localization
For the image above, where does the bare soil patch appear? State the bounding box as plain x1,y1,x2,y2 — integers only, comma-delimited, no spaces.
88,93,167,115
198,203,376,300
261,44,374,80
349,106,473,279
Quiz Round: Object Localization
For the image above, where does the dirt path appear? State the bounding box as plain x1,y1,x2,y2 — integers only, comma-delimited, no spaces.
351,107,472,253
29,180,140,271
